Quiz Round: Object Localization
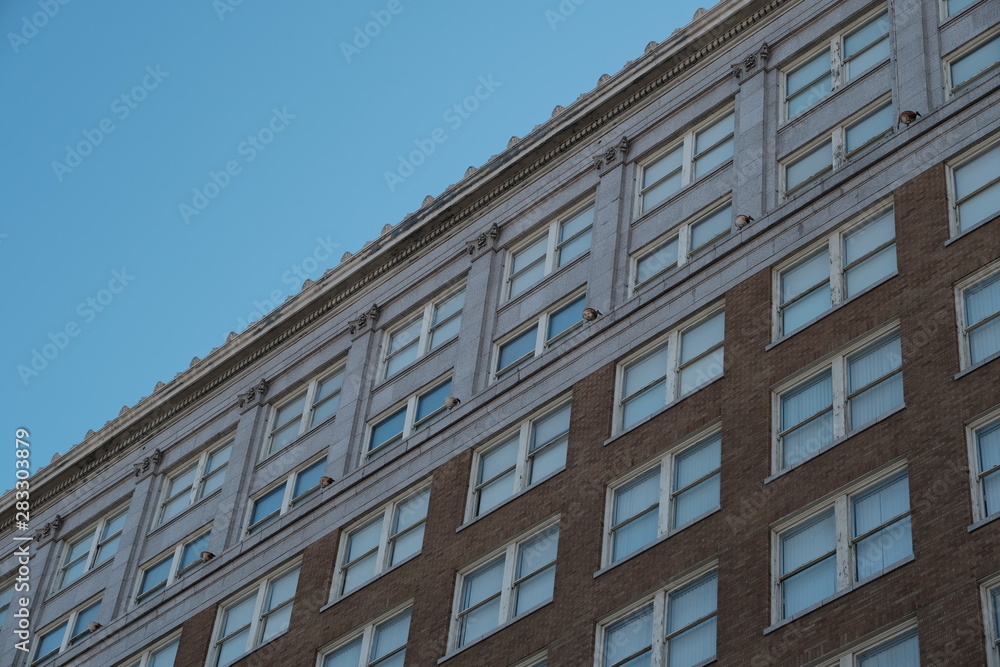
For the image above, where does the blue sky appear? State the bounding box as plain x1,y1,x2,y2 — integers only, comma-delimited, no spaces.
1,0,713,483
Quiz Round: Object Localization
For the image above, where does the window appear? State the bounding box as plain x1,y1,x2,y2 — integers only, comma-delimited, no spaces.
945,0,978,16
949,139,1000,234
452,522,559,649
969,412,1000,523
366,377,452,456
494,294,586,379
986,577,1000,667
958,265,1000,368
598,569,717,667
511,653,548,667
782,100,894,194
783,9,889,120
31,599,101,666
158,439,233,524
816,624,920,667
947,31,1000,93
776,207,897,337
617,306,725,431
605,431,721,565
382,287,465,379
469,400,570,518
122,635,180,667
55,507,128,590
0,580,12,628
775,467,912,621
321,606,411,667
776,326,902,470
505,203,594,300
211,565,299,667
334,486,430,597
265,366,345,456
637,110,734,215
135,530,211,603
246,457,326,535
632,201,732,291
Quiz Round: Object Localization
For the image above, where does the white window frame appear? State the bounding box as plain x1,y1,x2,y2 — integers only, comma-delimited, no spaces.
602,426,722,567
968,407,1000,524
317,602,413,667
780,7,890,123
773,204,897,339
54,506,128,592
630,199,733,294
772,322,903,472
503,200,595,302
209,563,300,667
614,304,725,434
365,376,452,458
156,437,234,525
493,292,587,381
264,365,346,457
771,461,912,624
805,620,919,667
946,136,1000,236
133,527,211,604
594,563,718,667
983,572,1000,667
30,597,102,666
780,97,894,197
245,456,327,535
119,633,181,667
331,484,431,598
635,108,735,218
380,285,466,381
945,28,1000,96
449,520,560,652
466,397,572,520
956,261,1000,370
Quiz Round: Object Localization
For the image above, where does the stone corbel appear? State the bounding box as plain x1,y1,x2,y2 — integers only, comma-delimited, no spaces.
466,222,500,256
348,304,380,335
731,42,769,82
34,515,63,542
133,448,163,478
238,378,269,411
594,136,629,174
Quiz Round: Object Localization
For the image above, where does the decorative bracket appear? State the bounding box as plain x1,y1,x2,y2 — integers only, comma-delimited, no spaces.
594,136,630,174
731,42,769,82
466,222,500,256
133,448,163,478
238,378,269,410
348,304,380,334
34,515,63,542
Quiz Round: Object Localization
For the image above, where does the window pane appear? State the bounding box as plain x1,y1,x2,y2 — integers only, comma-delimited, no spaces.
783,554,837,617
511,236,547,275
625,346,669,398
267,569,299,610
393,488,430,534
389,524,424,566
217,630,250,667
560,207,592,242
782,511,836,574
950,33,1000,89
673,474,720,529
786,140,832,190
970,318,1000,365
71,601,100,641
947,0,976,15
385,341,419,378
250,487,284,529
372,609,411,661
675,433,718,485
434,290,465,324
641,171,684,214
35,622,68,663
966,273,1000,326
783,410,835,467
680,336,724,392
781,371,833,432
324,637,362,667
149,639,179,667
693,136,733,179
845,103,893,153
180,532,211,571
850,371,903,428
787,50,831,117
293,459,326,499
202,444,233,496
547,296,585,342
613,508,659,562
857,629,920,667
315,370,344,403
498,326,538,374
846,245,897,298
558,205,594,266
269,419,301,453
161,494,191,524
853,474,910,535
261,603,292,641
346,518,382,563
668,572,717,633
532,404,571,452
558,229,592,267
415,379,451,425
856,516,913,579
165,467,197,501
479,437,518,484
273,393,307,431
343,553,378,593
844,12,889,79
623,382,666,430
695,113,734,156
478,471,517,514
689,205,731,251
845,210,895,264
369,408,406,452
782,249,831,302
957,181,1000,232
60,550,89,588
783,284,831,334
462,558,505,610
529,439,566,482
985,471,1000,517
643,147,682,191
954,143,1000,200
849,333,902,392
139,556,173,596
518,528,559,578
615,469,659,526
460,596,501,646
311,386,341,426
515,565,555,615
668,617,716,667
605,605,653,667
978,422,1000,474
221,595,255,637
636,237,679,285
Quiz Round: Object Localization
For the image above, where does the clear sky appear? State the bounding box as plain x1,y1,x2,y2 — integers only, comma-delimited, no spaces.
1,0,714,485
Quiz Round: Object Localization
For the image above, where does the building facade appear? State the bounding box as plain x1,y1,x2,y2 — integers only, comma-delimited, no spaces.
3,0,1000,664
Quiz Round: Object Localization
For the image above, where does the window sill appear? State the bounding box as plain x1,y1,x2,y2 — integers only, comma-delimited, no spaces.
944,213,998,246
436,600,554,664
497,251,590,315
766,272,899,351
319,551,422,613
763,554,915,634
604,374,725,446
765,404,906,483
631,160,733,227
456,468,566,533
968,512,1000,533
147,490,221,539
592,506,721,578
955,351,1000,380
